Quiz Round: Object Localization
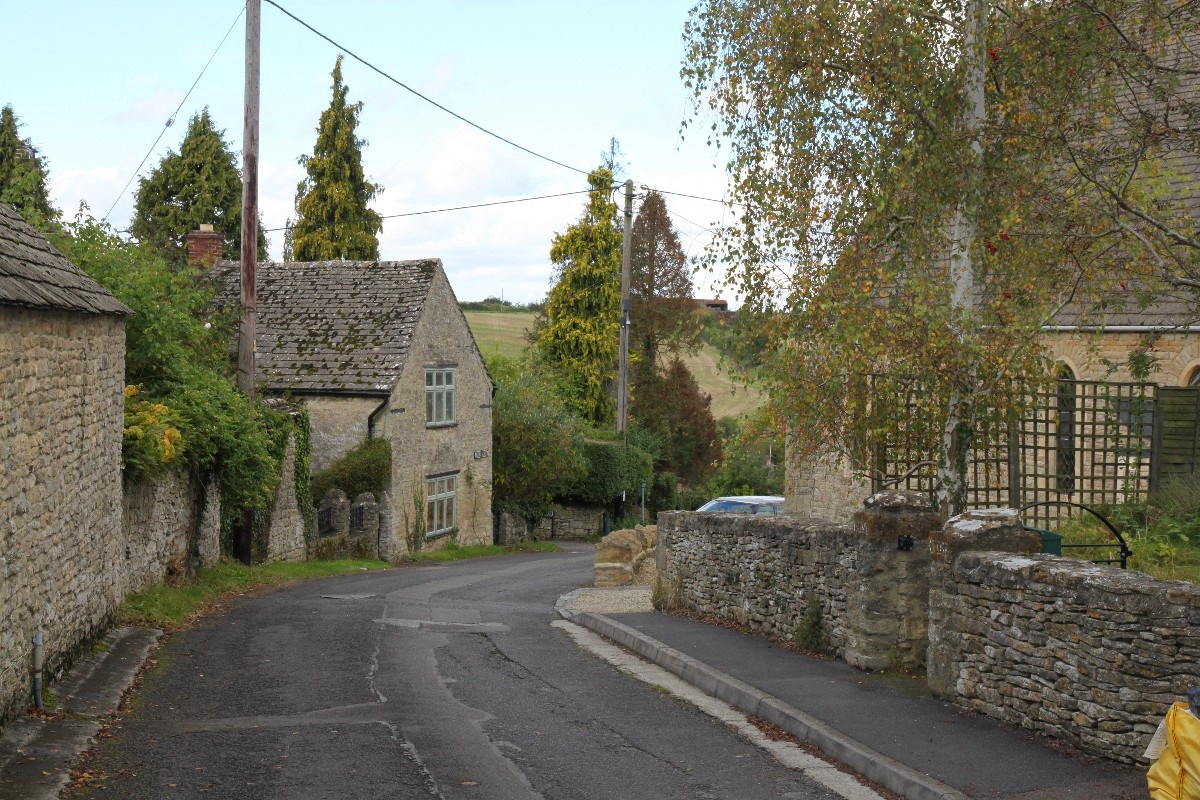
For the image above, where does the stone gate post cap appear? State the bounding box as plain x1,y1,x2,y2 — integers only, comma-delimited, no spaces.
946,507,1020,531
932,507,1039,564
864,489,932,512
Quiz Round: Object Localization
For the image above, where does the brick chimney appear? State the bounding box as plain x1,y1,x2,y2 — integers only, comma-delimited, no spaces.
187,224,224,268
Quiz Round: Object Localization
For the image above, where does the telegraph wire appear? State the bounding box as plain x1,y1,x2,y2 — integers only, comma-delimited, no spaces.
657,188,744,207
103,3,245,222
264,189,594,233
262,0,592,177
665,208,716,234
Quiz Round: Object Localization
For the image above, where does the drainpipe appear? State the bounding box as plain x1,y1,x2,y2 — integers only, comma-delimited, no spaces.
32,630,44,711
367,398,389,439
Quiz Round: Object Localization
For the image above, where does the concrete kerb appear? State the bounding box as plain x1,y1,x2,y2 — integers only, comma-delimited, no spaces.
559,601,968,800
0,626,161,800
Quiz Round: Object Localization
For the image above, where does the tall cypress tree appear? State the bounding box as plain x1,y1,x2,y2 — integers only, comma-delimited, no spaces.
290,54,382,261
630,190,697,360
538,167,622,424
130,109,266,265
0,105,54,225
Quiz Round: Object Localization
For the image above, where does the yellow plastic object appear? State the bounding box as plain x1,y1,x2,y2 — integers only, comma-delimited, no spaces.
1149,702,1200,800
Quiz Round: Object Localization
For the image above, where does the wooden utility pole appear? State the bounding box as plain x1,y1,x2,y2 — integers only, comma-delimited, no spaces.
238,0,260,400
236,0,261,565
617,179,633,433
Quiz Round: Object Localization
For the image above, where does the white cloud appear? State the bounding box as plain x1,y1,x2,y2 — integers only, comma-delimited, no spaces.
115,89,183,126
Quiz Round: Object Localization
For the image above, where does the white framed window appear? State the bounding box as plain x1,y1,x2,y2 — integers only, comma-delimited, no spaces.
426,473,457,536
426,367,456,425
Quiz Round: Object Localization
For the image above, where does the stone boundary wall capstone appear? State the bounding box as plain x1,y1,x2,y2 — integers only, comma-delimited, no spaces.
929,550,1200,764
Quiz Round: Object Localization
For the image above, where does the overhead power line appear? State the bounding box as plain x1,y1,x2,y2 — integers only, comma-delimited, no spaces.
103,4,245,222
262,0,592,177
265,189,594,233
657,188,744,207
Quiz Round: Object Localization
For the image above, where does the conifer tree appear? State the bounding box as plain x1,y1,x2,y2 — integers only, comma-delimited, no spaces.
290,54,382,261
130,109,266,265
538,167,622,424
630,189,697,360
0,105,54,225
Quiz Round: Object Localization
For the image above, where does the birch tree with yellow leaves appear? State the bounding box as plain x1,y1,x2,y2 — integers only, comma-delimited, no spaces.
684,0,1198,514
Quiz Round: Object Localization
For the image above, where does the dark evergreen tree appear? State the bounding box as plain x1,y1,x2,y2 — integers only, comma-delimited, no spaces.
630,190,697,360
290,54,382,261
130,109,266,265
0,105,54,225
630,355,720,485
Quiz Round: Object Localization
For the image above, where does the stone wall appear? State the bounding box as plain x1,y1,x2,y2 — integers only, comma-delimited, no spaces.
660,498,1197,763
379,269,493,558
122,468,222,594
314,489,380,560
930,548,1200,764
262,434,306,564
0,308,126,725
534,504,607,540
657,494,941,670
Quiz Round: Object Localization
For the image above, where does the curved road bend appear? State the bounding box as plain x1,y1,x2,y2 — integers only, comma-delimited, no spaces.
71,544,843,800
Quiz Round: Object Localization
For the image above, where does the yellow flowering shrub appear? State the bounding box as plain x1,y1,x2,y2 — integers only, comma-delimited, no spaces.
123,385,185,479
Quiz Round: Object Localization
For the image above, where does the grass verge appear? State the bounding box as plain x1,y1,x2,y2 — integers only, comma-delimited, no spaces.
120,559,389,630
410,541,559,562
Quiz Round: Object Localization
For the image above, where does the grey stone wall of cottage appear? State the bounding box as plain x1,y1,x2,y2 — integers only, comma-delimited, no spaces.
0,308,126,725
379,269,493,557
784,449,873,522
302,396,382,473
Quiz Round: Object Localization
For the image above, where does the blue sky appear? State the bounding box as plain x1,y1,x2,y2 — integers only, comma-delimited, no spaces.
4,1,734,303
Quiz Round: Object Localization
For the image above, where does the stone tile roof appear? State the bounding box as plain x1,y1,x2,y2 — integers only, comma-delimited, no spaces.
210,259,438,394
0,202,129,315
1047,279,1200,329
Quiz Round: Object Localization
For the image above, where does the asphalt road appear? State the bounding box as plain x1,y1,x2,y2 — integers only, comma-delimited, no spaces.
71,544,841,800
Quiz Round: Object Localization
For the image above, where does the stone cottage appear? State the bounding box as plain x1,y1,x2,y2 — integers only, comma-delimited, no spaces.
210,257,493,557
0,201,131,722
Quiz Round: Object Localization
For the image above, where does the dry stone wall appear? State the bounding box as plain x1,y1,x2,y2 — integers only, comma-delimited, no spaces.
657,496,941,669
930,550,1200,764
535,504,606,540
661,497,1195,764
0,309,126,725
121,468,222,594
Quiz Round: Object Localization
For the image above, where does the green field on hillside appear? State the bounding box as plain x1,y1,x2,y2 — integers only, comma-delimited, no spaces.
463,310,764,420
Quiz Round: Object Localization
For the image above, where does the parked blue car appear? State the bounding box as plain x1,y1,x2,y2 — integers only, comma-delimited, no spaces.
696,495,785,515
